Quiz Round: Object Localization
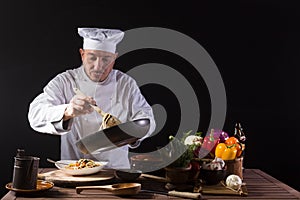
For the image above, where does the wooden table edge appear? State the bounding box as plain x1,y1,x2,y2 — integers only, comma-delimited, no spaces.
251,169,300,198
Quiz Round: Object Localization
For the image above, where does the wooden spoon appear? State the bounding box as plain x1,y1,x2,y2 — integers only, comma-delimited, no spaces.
76,183,141,196
73,88,121,129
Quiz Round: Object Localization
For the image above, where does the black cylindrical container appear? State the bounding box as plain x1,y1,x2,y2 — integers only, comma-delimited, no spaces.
12,156,40,190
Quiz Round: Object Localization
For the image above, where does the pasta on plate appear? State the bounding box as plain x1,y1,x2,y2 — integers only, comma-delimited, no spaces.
55,159,108,175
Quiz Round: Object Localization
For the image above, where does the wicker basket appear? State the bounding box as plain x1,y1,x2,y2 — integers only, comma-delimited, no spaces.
224,157,243,180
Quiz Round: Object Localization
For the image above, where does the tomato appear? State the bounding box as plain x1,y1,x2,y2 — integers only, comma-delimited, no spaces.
221,146,237,160
225,137,239,146
215,143,227,158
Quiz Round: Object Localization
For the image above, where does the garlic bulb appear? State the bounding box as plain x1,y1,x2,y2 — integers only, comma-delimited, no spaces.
226,174,242,190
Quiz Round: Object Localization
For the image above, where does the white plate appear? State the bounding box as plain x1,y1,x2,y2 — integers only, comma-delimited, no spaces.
55,160,108,176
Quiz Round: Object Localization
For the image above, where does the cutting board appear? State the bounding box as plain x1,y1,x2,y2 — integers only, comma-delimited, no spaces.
142,174,248,196
202,182,248,196
38,169,115,187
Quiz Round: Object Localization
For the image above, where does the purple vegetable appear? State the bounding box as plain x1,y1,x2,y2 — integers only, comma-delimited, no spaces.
210,129,229,143
219,130,229,143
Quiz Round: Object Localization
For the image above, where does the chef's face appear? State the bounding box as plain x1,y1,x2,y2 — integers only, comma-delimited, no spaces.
80,49,117,82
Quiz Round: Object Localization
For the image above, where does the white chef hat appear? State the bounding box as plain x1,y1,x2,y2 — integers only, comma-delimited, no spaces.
78,27,124,53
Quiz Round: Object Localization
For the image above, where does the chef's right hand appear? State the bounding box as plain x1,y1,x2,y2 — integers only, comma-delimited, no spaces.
63,95,96,121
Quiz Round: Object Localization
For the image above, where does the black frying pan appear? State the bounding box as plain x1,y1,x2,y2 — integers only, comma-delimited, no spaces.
76,118,150,154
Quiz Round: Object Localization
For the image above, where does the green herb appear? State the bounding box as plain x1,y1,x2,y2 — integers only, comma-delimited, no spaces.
167,130,202,168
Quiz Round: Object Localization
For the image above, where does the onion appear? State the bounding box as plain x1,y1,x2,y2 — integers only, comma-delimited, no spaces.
226,174,242,190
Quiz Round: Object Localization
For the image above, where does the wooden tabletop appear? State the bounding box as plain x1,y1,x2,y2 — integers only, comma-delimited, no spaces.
2,168,299,200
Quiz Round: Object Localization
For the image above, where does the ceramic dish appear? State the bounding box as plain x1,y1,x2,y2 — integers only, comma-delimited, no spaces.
55,160,108,176
5,180,54,193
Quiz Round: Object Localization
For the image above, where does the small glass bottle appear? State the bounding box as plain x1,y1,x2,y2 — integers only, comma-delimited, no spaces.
234,122,246,152
234,122,246,175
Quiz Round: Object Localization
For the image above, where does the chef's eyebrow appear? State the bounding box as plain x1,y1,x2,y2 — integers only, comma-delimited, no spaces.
86,52,96,56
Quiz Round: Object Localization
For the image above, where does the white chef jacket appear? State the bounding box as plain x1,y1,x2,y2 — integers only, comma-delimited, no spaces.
28,66,156,169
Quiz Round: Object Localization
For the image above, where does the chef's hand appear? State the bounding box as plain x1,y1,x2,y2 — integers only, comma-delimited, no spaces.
63,95,96,121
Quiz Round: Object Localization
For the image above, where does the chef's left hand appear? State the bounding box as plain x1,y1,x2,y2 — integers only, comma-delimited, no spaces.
63,94,96,121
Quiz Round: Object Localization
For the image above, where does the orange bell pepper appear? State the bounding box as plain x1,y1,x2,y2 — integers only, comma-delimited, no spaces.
225,136,239,145
224,136,243,158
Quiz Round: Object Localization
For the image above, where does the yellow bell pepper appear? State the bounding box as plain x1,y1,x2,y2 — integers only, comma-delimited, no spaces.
215,143,227,158
215,143,237,160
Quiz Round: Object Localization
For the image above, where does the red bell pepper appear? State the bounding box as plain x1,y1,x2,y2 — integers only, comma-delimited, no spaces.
202,129,220,155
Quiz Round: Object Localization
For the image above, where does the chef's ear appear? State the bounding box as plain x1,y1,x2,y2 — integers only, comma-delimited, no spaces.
114,52,119,59
79,48,85,60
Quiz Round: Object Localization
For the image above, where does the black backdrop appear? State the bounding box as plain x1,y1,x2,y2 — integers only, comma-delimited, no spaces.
1,0,300,196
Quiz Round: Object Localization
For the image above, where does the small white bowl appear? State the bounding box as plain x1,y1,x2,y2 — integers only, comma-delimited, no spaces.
55,160,108,176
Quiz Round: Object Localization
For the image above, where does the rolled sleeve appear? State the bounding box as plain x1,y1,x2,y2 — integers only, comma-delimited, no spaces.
51,104,73,132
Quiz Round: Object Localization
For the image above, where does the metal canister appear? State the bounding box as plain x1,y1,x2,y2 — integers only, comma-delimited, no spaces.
12,155,40,190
